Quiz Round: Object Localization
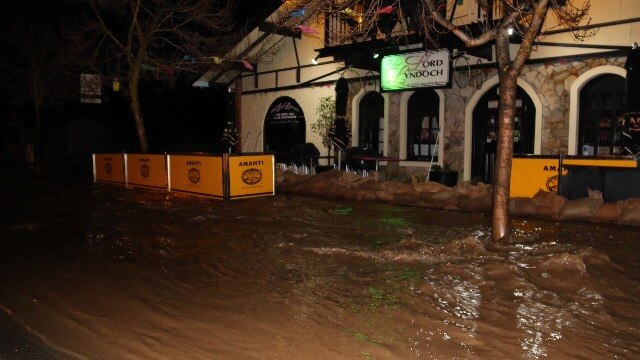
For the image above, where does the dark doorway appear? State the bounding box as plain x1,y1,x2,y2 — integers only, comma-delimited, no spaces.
471,85,535,183
263,96,306,163
358,91,384,154
407,89,439,161
578,74,626,156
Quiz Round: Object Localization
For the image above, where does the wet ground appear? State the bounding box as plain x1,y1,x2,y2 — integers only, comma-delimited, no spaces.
1,171,639,359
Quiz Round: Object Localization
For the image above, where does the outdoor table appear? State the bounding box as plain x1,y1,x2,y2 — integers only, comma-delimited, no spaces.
353,156,402,171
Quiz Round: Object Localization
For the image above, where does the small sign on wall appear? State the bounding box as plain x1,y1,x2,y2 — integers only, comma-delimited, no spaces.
80,73,102,104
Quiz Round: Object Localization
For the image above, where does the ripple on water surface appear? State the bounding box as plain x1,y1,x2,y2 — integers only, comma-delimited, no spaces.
1,183,640,359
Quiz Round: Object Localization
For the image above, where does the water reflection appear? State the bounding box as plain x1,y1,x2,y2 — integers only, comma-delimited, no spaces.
1,179,639,359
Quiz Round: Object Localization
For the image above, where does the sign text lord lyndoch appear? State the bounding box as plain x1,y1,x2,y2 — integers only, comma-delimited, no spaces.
381,50,450,91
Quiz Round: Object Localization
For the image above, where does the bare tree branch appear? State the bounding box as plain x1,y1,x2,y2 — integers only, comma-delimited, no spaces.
72,0,237,151
319,0,591,240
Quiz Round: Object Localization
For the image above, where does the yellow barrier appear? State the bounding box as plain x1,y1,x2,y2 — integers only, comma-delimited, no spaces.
125,154,167,189
168,154,224,198
562,157,638,169
510,157,567,198
93,152,275,200
93,153,125,184
510,156,638,198
227,153,275,199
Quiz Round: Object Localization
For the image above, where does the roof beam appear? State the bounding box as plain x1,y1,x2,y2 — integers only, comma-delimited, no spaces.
259,22,301,39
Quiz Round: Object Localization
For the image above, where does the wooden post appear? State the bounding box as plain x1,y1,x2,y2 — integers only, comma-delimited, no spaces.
234,78,242,153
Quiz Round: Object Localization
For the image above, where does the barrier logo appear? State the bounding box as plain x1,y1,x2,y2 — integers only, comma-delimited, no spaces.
242,168,262,185
140,164,150,178
105,162,112,175
546,175,559,193
188,168,201,184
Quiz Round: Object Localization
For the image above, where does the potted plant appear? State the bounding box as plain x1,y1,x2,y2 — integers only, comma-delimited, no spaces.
312,96,335,155
429,163,458,187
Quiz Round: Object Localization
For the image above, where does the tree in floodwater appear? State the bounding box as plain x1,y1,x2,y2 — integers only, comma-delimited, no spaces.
75,0,236,152
0,18,77,174
321,0,591,240
424,0,591,241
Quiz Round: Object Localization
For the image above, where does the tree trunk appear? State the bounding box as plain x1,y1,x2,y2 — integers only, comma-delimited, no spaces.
129,74,149,152
33,102,41,175
491,30,517,241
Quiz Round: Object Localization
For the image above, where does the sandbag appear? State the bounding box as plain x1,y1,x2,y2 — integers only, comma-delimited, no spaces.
532,189,567,208
535,205,561,220
375,190,395,202
510,197,537,217
393,191,419,205
591,202,624,224
455,195,491,212
620,198,640,225
559,194,603,221
427,186,454,201
413,181,447,193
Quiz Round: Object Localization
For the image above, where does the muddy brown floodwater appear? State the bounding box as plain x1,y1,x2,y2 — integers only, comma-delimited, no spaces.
1,172,639,360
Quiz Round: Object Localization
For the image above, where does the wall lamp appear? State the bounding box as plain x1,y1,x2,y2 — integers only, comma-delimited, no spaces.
311,54,320,65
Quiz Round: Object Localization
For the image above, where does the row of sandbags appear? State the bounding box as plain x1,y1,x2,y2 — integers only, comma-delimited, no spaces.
510,189,640,225
276,168,640,226
277,169,492,212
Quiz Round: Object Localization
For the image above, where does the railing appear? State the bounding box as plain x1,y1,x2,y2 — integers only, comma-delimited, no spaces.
323,0,526,48
324,2,425,48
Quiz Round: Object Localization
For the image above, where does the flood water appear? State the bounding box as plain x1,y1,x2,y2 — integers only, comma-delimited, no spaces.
1,173,640,359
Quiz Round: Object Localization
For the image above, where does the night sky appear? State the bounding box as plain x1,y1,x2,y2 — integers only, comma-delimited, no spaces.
1,0,270,169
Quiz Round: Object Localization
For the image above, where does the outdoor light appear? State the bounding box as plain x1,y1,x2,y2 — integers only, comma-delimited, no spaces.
311,54,320,65
373,52,380,59
507,27,514,36
112,80,120,92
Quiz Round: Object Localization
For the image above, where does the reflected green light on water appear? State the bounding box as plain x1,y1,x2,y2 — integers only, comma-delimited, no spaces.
368,286,400,309
331,206,353,215
382,216,411,227
2,178,640,360
360,351,377,360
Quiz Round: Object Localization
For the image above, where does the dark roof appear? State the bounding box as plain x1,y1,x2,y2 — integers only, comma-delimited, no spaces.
235,0,283,33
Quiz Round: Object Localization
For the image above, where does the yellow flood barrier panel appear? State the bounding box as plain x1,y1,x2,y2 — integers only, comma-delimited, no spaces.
510,156,567,198
227,153,275,199
125,153,167,189
93,153,125,184
561,157,638,169
168,154,224,198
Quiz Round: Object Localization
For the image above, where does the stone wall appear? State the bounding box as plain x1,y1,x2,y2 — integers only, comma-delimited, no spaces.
434,55,626,178
242,55,626,182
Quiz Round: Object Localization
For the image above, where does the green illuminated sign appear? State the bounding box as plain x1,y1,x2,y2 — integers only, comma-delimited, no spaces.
381,50,450,91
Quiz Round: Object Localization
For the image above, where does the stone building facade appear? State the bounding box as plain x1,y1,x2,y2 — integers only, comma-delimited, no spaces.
195,1,638,183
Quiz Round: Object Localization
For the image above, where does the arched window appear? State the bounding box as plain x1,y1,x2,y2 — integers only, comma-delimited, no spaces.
358,91,384,154
407,89,439,161
471,85,535,183
578,74,625,156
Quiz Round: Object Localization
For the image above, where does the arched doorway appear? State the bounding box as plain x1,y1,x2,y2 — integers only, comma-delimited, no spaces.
263,96,306,163
358,91,384,154
577,74,626,156
471,85,535,183
407,89,440,161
